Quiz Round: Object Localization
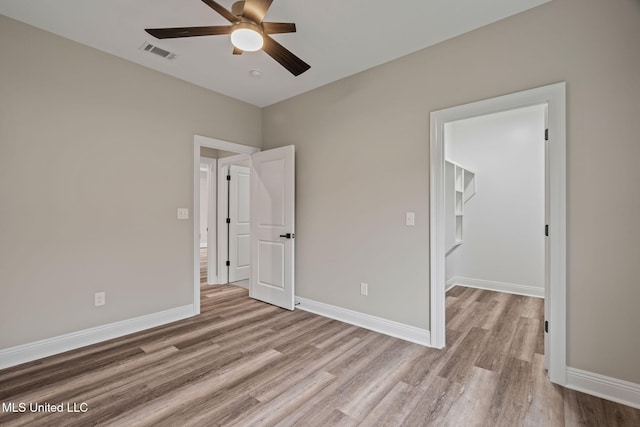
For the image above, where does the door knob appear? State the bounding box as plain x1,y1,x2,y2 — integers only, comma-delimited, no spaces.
279,233,295,239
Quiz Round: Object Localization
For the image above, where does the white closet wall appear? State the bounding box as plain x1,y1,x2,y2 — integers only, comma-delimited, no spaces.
445,105,545,294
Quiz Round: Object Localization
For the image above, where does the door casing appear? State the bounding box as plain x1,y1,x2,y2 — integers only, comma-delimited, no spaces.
199,157,217,284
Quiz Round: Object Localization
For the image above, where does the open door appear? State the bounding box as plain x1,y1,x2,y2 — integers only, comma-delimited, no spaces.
249,145,295,310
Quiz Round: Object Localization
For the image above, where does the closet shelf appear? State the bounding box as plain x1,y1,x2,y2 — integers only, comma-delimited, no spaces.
445,160,476,251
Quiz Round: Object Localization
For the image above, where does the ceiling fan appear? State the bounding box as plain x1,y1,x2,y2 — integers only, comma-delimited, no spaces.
145,0,310,76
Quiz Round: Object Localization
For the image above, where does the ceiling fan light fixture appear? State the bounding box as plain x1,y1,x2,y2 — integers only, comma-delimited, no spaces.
231,22,263,52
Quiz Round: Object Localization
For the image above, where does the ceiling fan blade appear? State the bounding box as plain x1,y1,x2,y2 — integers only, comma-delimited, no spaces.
262,22,296,35
145,26,233,39
242,0,273,24
233,47,244,55
201,0,239,23
262,35,310,76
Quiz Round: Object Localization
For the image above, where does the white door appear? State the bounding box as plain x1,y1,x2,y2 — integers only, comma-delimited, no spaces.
229,164,251,282
249,145,295,310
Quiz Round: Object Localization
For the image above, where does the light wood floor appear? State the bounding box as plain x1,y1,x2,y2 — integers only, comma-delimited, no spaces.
200,247,208,284
1,286,638,426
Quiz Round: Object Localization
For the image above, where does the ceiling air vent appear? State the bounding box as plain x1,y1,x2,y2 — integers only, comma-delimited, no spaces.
139,41,176,60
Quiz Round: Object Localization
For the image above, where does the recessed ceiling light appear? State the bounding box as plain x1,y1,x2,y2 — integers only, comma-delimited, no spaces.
249,69,263,79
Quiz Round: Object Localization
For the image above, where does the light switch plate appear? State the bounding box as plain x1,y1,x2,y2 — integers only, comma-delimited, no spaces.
94,292,105,307
177,208,189,220
406,212,415,226
360,282,368,296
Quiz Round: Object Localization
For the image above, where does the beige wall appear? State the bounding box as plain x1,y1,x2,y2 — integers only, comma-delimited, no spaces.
0,16,261,349
263,0,640,383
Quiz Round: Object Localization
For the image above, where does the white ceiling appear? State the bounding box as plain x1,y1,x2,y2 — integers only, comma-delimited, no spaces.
0,0,550,107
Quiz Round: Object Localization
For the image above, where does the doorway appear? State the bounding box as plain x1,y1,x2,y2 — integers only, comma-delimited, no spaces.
443,104,546,298
193,136,297,313
193,136,259,314
429,83,567,385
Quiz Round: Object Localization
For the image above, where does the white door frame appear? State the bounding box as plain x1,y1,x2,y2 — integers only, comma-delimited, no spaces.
217,154,251,285
193,135,259,315
199,157,217,283
429,82,567,385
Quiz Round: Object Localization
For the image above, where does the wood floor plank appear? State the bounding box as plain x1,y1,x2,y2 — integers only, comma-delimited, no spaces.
358,380,412,426
508,316,540,363
438,326,490,384
105,349,283,426
227,369,336,426
337,341,426,419
439,366,499,427
487,356,534,427
308,409,357,427
398,375,464,426
1,284,639,426
522,353,565,427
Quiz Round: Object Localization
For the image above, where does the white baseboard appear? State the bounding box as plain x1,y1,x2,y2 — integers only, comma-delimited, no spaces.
446,278,457,291
230,280,249,289
295,297,430,347
566,367,640,409
0,304,194,370
450,276,544,298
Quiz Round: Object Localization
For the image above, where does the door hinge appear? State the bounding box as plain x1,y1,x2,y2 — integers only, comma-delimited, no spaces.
226,174,231,181
544,320,549,333
226,218,231,224
545,224,549,237
545,128,549,141
226,260,230,267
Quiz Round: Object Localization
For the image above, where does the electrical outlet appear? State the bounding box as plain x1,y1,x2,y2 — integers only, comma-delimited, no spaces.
94,292,105,307
406,212,415,226
177,208,189,220
360,282,368,296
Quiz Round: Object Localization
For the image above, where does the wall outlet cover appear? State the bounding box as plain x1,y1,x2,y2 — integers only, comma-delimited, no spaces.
94,292,106,307
177,208,189,220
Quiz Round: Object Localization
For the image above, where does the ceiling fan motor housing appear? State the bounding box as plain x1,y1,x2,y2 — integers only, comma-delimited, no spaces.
231,1,245,17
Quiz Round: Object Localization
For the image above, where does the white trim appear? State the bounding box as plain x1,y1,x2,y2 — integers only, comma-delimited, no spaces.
445,278,457,292
296,297,430,347
449,277,544,298
193,135,260,314
194,135,260,155
0,305,193,370
429,82,567,384
566,368,640,410
217,164,229,285
199,156,217,284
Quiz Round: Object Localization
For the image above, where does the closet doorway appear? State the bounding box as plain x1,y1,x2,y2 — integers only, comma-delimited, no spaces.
429,83,567,385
